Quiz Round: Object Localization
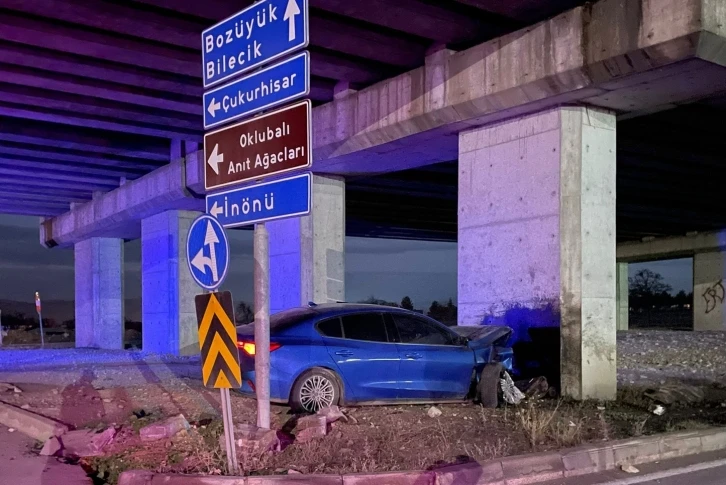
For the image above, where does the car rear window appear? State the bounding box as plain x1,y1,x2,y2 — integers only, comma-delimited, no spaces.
269,308,317,332
316,318,343,338
341,313,388,342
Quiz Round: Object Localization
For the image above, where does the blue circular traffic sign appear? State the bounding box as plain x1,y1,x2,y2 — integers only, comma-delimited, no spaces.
186,214,230,291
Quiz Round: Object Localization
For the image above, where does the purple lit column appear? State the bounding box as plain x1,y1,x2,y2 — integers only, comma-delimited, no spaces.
141,210,201,356
458,106,617,400
74,238,124,349
267,175,345,313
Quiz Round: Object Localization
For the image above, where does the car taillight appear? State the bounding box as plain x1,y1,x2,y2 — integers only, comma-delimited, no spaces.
237,341,281,356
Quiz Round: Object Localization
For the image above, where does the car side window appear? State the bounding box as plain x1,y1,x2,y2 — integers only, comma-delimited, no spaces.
393,314,454,345
341,313,389,343
317,317,342,338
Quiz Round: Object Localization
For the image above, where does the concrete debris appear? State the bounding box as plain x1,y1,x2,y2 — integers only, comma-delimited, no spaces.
427,406,442,418
651,405,666,416
295,415,327,443
501,372,525,405
0,383,22,393
59,427,117,458
221,424,279,456
140,414,189,442
644,384,704,405
515,376,550,400
39,436,62,456
621,464,640,474
20,404,30,410
317,405,348,424
8,428,15,433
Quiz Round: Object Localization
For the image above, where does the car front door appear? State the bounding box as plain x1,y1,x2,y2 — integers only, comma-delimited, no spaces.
319,312,400,402
391,313,474,400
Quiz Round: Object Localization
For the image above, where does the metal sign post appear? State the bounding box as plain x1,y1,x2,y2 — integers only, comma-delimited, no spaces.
35,292,44,348
187,217,240,474
253,223,271,429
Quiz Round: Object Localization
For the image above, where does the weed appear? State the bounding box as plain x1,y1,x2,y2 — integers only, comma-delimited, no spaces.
552,415,584,448
517,400,561,450
631,417,648,437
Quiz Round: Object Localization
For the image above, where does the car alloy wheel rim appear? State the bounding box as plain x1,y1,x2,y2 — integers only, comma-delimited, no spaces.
299,375,335,412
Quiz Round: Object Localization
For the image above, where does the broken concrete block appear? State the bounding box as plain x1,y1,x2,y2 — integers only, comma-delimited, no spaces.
295,415,327,443
317,405,348,424
427,406,442,418
219,424,279,456
59,427,116,458
139,414,189,442
40,436,62,456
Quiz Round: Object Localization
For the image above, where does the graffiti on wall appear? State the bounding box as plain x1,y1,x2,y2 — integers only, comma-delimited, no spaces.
702,280,725,314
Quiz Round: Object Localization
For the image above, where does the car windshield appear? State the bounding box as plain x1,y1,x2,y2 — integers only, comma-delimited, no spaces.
269,307,317,332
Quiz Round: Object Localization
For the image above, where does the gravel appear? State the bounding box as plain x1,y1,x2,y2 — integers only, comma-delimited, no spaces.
618,330,726,387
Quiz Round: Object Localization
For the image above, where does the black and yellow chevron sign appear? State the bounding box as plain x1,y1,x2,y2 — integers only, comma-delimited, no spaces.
194,291,242,389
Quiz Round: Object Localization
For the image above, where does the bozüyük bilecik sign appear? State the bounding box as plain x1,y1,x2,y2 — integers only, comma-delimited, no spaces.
203,99,311,191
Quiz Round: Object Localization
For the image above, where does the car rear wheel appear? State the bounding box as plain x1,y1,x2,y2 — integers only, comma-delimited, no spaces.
290,368,341,413
477,363,503,408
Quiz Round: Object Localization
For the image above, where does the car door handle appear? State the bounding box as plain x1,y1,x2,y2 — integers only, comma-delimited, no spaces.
405,353,423,359
335,350,354,357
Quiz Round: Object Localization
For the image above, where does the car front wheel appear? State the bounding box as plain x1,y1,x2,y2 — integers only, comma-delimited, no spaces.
477,363,503,408
290,368,341,413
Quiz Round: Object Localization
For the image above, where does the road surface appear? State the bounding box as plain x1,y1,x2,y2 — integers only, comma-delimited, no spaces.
543,450,726,485
0,426,91,485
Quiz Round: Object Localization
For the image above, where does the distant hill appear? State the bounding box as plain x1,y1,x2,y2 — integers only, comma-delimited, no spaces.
0,299,142,323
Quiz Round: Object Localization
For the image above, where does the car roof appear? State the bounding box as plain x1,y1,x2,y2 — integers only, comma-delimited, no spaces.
305,302,417,316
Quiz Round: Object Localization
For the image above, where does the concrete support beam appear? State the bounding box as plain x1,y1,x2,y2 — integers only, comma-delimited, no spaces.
617,262,629,331
312,0,726,174
458,106,617,400
267,175,345,314
74,238,124,349
617,230,726,262
141,210,201,356
693,252,726,331
40,147,204,248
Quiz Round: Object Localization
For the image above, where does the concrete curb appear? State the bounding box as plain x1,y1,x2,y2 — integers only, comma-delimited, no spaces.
118,427,726,485
0,400,69,442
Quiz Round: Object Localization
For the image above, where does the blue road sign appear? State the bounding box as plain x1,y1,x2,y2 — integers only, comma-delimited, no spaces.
207,172,311,228
203,51,309,129
202,0,309,88
186,214,230,291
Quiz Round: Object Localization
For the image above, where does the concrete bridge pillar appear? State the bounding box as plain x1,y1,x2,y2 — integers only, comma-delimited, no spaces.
74,238,124,349
458,106,617,400
693,251,726,330
141,210,201,356
617,262,629,331
267,175,345,314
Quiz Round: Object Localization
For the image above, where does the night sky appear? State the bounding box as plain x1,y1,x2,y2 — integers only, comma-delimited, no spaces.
0,213,692,320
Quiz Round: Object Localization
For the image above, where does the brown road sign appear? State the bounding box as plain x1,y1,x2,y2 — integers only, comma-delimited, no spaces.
194,291,242,389
204,99,312,191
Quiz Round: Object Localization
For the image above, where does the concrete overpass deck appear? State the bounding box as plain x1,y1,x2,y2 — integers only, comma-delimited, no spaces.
1,0,726,400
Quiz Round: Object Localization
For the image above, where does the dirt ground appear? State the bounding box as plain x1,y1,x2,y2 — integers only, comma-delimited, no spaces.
1,331,726,484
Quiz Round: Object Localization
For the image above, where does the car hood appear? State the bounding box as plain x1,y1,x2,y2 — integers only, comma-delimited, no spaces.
451,325,512,347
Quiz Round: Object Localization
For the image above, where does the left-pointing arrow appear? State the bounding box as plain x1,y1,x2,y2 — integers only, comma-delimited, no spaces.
208,98,221,117
210,201,224,218
207,144,223,175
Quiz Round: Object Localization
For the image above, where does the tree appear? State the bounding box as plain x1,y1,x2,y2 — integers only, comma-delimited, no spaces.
236,302,254,324
400,296,414,311
358,296,399,307
428,299,458,326
629,269,673,310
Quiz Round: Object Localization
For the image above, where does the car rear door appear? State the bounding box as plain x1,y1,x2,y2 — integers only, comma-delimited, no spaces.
390,313,474,400
318,312,400,402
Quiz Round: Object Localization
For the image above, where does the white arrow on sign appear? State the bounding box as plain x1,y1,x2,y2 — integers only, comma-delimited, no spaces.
207,144,223,175
191,221,221,282
207,98,221,118
283,0,301,42
209,201,224,218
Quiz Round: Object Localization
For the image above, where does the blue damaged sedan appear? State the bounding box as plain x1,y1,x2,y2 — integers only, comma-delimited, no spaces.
235,303,514,412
